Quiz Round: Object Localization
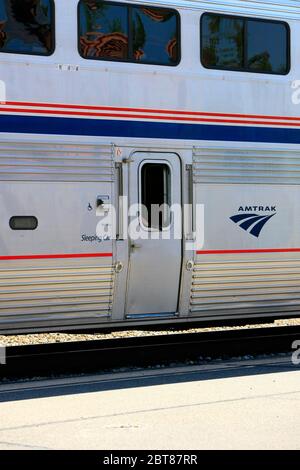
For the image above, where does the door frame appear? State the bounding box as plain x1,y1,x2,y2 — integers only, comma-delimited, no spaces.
125,150,184,318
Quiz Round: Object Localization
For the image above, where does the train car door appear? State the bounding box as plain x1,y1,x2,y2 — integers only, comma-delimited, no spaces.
126,152,182,317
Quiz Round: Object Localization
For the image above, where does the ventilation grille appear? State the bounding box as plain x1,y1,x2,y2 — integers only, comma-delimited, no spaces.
193,147,300,184
191,256,300,315
0,141,115,182
0,263,114,325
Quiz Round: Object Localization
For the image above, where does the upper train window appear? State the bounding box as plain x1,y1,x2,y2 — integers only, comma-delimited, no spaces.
78,0,180,66
0,0,55,56
201,13,290,75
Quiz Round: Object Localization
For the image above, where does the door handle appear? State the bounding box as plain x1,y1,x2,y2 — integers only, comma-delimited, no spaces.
186,164,194,238
115,162,124,240
131,242,142,251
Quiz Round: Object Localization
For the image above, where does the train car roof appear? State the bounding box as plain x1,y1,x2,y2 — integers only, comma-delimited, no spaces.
122,0,300,19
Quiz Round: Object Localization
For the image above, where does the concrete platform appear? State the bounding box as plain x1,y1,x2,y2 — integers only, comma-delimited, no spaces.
0,356,299,450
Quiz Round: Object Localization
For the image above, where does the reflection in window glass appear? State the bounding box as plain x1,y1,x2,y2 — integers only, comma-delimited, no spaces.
201,13,289,75
0,0,54,55
79,1,128,60
132,7,178,64
201,15,244,68
247,20,288,74
79,0,180,65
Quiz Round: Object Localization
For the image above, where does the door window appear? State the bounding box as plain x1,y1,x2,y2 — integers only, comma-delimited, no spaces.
140,162,171,230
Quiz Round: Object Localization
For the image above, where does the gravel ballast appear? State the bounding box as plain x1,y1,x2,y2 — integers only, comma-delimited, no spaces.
1,318,300,346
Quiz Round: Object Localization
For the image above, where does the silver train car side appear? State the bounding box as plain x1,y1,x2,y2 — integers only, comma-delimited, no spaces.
0,0,299,333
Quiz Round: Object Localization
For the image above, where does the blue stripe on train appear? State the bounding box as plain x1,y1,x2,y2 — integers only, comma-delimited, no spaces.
0,114,300,144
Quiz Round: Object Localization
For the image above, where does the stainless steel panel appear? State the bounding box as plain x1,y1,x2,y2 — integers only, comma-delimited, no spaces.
193,147,300,185
0,261,114,325
190,255,300,314
0,141,114,182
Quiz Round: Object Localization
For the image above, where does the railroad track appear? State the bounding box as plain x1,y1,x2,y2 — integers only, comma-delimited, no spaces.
1,325,300,380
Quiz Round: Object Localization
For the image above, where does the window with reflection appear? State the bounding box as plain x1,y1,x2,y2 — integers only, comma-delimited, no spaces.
201,15,244,69
79,2,128,60
131,7,178,64
201,13,289,75
247,20,288,74
0,0,55,55
78,0,180,65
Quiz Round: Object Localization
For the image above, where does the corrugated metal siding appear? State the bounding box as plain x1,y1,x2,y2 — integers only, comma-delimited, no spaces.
185,0,300,18
193,147,300,184
132,0,300,19
190,256,300,314
0,141,115,182
0,263,114,325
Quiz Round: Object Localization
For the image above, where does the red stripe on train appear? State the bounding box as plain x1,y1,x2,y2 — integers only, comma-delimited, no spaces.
197,248,300,255
0,252,113,261
2,249,300,259
0,106,299,127
4,101,300,122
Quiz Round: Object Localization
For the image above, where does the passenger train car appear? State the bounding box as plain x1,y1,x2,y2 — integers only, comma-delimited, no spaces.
0,0,299,333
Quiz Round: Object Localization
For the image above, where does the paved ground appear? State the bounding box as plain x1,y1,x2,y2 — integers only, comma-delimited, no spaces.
0,356,299,450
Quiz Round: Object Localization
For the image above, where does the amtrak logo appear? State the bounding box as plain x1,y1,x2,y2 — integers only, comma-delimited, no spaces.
230,206,276,238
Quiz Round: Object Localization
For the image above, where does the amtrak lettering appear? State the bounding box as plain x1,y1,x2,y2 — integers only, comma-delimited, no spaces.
238,206,276,212
230,206,277,238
